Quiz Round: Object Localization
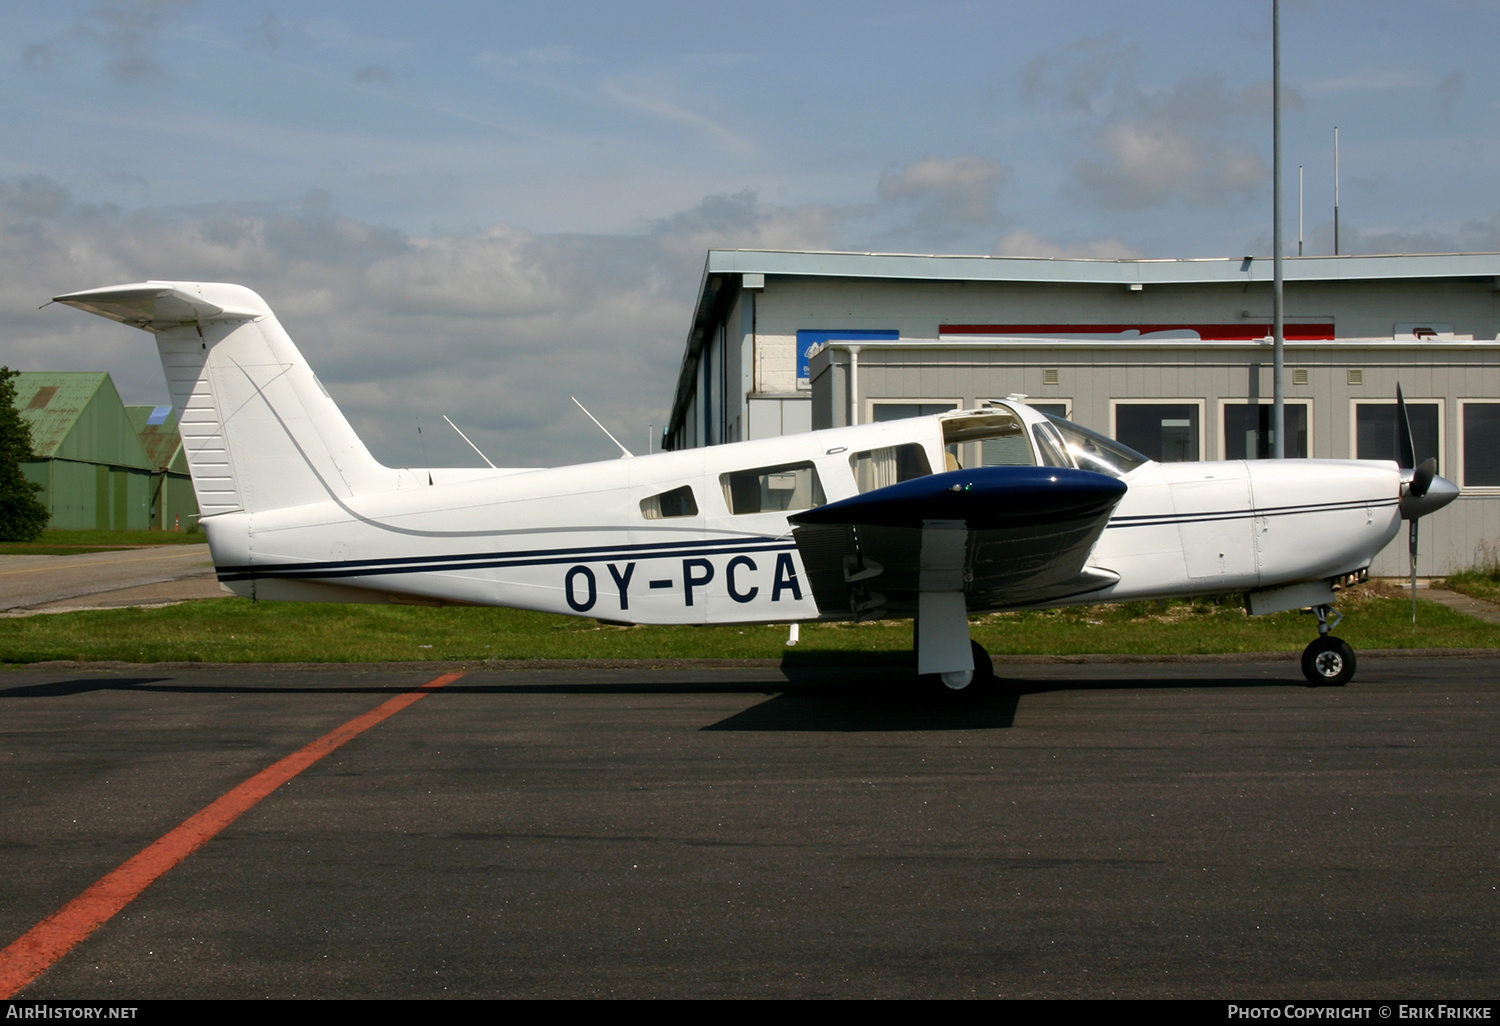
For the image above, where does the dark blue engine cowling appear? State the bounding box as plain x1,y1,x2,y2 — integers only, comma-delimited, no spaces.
790,466,1127,531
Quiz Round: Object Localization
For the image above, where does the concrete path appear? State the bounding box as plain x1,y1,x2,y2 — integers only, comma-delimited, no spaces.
1417,584,1500,625
0,545,220,615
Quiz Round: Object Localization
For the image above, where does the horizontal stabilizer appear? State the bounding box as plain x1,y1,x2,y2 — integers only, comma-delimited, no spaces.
54,282,266,332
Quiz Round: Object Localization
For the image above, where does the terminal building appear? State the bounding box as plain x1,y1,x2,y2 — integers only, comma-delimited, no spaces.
663,250,1500,576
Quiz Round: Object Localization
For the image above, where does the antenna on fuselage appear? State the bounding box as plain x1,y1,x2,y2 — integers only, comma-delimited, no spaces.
571,397,635,459
442,415,497,468
416,417,433,485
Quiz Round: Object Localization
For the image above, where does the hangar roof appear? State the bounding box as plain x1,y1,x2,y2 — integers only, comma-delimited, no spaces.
12,372,154,470
699,248,1500,286
666,249,1500,446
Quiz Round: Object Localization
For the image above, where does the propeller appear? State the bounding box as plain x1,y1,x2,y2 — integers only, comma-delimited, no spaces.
1394,386,1460,626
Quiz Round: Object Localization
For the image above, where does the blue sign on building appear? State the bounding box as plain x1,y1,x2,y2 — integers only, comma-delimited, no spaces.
795,329,899,385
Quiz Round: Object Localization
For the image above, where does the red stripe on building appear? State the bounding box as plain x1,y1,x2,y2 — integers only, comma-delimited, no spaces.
940,323,1337,341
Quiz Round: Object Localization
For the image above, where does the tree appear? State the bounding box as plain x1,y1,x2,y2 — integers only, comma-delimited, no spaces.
0,367,50,541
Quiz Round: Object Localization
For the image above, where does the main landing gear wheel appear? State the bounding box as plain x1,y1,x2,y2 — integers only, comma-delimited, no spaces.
1301,635,1356,687
929,640,995,698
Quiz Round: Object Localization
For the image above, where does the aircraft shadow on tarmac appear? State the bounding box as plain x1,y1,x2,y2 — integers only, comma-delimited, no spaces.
0,676,173,698
1,663,1306,734
704,668,1302,732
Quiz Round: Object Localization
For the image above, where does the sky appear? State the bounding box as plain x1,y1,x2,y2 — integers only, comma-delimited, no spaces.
2,0,1497,468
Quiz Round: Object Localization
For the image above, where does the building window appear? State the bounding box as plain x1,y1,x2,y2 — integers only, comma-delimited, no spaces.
1461,401,1500,487
870,401,960,422
721,462,825,515
640,486,698,519
850,444,931,493
1113,402,1203,462
1353,400,1441,471
1223,401,1310,459
1022,400,1071,420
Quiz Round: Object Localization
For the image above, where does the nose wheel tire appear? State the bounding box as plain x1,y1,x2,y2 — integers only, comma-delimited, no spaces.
1301,635,1356,687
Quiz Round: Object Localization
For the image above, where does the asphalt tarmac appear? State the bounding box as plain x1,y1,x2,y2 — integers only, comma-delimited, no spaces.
2,655,1496,999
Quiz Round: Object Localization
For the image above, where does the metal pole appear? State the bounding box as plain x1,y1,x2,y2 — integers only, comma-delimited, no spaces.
1334,126,1340,256
1272,0,1285,458
1298,165,1304,256
848,345,861,427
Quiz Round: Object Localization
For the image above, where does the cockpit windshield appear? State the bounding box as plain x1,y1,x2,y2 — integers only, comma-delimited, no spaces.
1044,414,1150,479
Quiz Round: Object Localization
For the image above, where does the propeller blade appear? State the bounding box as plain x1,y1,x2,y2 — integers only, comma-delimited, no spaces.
1410,456,1436,499
1396,384,1416,471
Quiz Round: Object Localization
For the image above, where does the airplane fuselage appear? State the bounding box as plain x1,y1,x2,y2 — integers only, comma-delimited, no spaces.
201,414,1404,624
52,280,1446,688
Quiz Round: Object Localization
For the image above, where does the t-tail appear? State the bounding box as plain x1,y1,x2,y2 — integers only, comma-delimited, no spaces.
53,282,398,516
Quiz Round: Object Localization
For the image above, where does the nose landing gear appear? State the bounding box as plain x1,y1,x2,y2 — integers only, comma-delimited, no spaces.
1301,604,1355,686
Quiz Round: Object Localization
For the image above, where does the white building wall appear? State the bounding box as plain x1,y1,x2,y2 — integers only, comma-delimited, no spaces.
670,254,1500,579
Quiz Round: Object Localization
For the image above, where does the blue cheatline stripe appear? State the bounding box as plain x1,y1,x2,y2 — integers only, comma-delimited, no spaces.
1106,497,1398,530
216,536,798,583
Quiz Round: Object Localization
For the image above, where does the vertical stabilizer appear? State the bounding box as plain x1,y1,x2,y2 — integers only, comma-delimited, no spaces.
54,281,395,516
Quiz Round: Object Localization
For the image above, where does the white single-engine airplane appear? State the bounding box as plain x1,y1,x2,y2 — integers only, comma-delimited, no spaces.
55,281,1460,690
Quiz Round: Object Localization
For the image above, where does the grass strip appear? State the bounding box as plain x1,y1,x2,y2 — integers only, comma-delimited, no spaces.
1,583,1495,665
0,528,206,556
1441,542,1500,604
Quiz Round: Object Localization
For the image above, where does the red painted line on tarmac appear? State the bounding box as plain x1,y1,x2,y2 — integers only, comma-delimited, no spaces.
0,670,466,998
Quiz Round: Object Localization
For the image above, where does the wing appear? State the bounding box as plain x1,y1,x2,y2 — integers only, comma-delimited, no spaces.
788,466,1127,618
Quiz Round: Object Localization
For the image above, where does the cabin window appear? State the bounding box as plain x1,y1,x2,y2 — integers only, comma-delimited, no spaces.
720,461,825,515
1031,423,1071,468
1046,415,1148,479
980,433,1032,467
850,443,931,493
941,410,1034,470
640,485,698,519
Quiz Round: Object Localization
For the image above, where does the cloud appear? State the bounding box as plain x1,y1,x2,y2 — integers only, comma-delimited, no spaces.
601,77,755,155
0,176,73,219
1021,33,1141,112
876,155,1011,227
0,162,1202,469
68,0,195,83
1436,70,1463,119
0,176,815,468
648,190,843,266
475,45,584,68
1024,35,1292,210
991,228,1139,260
1305,69,1428,93
256,12,281,50
21,40,58,71
354,64,393,85
1274,211,1500,259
